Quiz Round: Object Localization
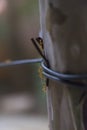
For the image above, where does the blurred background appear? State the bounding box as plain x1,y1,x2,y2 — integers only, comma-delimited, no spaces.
0,0,48,129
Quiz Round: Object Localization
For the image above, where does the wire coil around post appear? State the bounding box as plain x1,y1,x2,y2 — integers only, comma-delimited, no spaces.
41,61,87,88
0,37,86,88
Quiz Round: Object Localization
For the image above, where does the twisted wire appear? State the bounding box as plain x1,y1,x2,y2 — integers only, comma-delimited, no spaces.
0,38,86,88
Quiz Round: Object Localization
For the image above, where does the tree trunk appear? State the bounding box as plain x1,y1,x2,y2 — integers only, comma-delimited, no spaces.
39,0,87,130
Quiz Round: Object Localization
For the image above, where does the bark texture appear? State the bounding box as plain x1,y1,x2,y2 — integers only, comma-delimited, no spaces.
39,0,87,130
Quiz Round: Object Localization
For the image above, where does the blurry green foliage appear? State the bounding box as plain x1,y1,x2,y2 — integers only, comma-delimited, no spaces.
18,0,39,16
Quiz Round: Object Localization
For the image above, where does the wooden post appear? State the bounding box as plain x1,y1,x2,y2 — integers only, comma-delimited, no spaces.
39,0,87,130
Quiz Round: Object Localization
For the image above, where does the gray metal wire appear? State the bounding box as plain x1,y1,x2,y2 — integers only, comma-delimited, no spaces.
0,58,42,67
0,38,86,88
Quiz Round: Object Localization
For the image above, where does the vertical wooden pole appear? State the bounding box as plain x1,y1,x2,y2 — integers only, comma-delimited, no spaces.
39,0,87,130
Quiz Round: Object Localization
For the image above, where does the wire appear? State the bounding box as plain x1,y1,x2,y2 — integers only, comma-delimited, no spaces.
41,61,87,80
43,71,87,88
42,61,87,88
30,38,87,88
0,58,42,67
0,37,86,88
0,57,87,88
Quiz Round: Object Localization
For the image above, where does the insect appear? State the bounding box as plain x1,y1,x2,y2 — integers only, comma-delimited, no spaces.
31,37,49,89
36,37,44,50
31,37,48,64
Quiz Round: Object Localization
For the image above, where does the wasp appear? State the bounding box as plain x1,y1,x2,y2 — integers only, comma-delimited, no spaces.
36,37,44,50
31,37,49,87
